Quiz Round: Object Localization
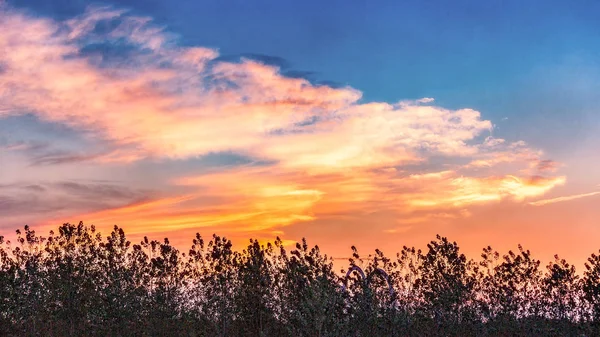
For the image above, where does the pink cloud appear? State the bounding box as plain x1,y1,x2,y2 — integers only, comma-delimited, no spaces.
0,7,492,167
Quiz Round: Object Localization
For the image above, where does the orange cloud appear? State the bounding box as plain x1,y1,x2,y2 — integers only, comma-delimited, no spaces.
41,166,566,242
403,175,566,208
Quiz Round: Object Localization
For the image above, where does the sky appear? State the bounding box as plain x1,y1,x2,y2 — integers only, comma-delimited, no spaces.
1,0,599,267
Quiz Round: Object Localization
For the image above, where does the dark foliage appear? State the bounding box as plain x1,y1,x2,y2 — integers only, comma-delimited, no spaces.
0,222,596,336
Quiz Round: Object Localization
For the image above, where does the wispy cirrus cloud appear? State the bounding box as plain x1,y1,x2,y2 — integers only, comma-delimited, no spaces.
0,5,567,240
529,191,600,206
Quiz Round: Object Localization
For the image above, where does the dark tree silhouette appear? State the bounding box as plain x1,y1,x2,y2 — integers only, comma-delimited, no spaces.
0,222,596,336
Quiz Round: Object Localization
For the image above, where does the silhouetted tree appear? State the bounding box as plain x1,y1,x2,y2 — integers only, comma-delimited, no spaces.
583,250,600,334
275,238,346,336
415,235,478,335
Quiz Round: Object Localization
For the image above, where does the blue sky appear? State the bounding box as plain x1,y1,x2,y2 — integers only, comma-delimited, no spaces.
1,0,599,266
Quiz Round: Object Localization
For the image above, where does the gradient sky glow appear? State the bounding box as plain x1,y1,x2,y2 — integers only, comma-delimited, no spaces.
1,0,599,267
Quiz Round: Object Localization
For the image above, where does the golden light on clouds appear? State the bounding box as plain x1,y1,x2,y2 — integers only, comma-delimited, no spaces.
0,5,581,254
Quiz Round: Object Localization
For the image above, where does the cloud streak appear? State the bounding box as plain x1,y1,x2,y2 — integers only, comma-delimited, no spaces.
529,191,600,206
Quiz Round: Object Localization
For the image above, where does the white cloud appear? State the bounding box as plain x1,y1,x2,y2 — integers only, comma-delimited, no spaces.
416,97,435,103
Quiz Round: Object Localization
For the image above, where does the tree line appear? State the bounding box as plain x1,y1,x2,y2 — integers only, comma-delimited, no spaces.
0,222,599,336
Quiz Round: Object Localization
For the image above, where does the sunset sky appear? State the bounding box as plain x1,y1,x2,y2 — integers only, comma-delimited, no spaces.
1,0,599,267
